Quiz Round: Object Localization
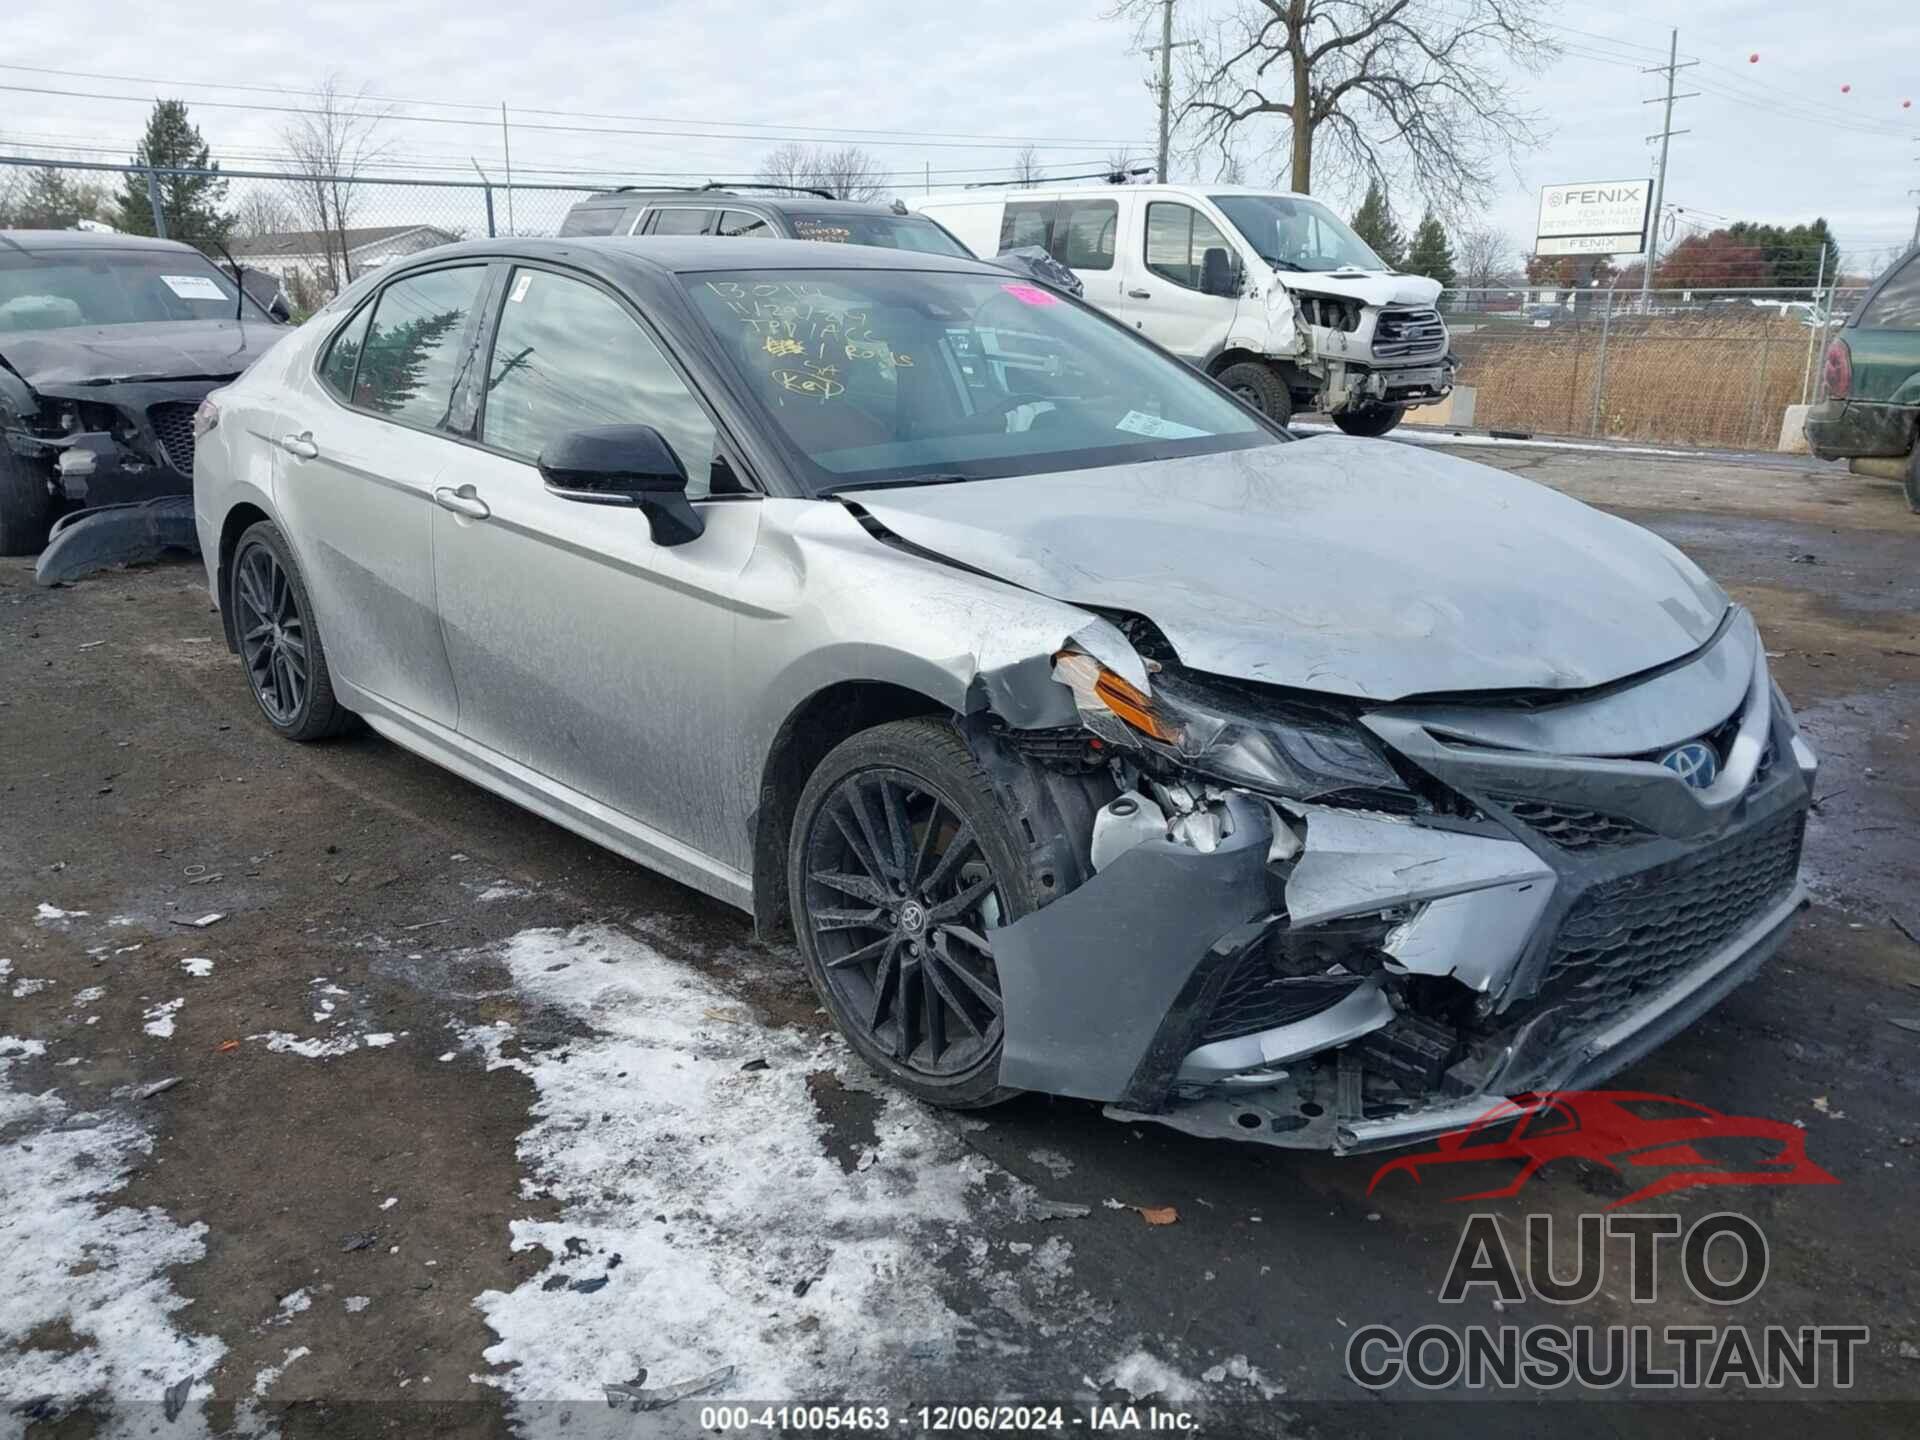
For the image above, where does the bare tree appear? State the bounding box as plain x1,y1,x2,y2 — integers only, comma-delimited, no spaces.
278,75,392,294
1454,225,1516,290
1012,143,1045,187
753,143,886,201
230,185,299,239
1105,150,1145,183
1116,1,1555,213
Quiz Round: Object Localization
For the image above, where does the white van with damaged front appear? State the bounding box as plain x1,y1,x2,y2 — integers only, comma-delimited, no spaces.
909,183,1453,433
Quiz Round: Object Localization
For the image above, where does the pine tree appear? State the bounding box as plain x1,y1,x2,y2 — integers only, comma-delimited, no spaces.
115,101,231,243
1349,180,1404,269
1405,212,1457,287
15,169,87,229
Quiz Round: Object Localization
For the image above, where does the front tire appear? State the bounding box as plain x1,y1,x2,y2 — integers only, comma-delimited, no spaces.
1215,361,1294,426
789,718,1038,1109
230,521,352,741
0,449,53,557
1332,404,1406,438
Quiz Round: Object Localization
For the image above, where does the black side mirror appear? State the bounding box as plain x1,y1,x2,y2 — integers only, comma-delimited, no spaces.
268,293,293,323
538,425,704,546
1201,247,1239,298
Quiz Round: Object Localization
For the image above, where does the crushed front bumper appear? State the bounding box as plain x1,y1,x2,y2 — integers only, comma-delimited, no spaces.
990,607,1815,1153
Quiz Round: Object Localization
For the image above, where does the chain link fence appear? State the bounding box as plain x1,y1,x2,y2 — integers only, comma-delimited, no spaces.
1431,285,1865,450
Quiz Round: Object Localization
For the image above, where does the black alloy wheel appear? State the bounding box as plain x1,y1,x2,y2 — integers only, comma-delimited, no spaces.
229,520,351,741
791,719,1038,1107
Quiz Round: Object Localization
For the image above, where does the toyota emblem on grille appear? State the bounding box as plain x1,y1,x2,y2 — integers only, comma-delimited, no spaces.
1660,740,1719,789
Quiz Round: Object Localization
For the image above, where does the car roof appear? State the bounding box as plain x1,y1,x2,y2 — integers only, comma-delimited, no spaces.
911,183,1315,205
0,228,210,256
572,192,917,217
386,235,999,279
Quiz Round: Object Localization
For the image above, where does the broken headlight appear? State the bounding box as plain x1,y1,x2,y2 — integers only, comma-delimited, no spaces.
1053,652,1408,803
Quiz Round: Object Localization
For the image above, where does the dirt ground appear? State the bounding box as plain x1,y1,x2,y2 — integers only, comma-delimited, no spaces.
1,441,1916,1440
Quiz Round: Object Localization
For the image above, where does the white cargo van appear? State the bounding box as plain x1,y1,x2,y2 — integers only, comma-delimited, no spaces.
910,184,1453,434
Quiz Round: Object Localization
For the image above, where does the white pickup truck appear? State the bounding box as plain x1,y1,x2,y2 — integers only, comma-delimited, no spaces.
910,183,1453,435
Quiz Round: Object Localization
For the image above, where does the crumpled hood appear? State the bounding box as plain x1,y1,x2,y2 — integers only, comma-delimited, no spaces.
1284,270,1442,308
0,319,284,391
855,437,1728,701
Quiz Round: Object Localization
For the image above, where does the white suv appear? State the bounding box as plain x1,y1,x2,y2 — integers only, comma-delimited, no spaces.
910,184,1453,434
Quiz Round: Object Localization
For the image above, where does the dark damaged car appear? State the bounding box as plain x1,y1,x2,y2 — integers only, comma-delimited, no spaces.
0,229,288,556
193,238,1817,1154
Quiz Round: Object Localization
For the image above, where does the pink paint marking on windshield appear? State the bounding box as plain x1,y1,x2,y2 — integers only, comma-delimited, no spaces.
1000,283,1060,306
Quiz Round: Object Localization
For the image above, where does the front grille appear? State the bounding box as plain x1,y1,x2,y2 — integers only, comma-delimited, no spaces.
1536,809,1805,1032
1200,964,1361,1044
1297,294,1362,331
1499,797,1651,851
148,402,197,475
1372,307,1446,359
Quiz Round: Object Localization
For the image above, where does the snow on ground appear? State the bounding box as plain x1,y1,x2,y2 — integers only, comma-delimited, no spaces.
0,1035,226,1435
466,924,1102,1428
1101,1348,1204,1405
141,999,184,1039
180,958,214,979
251,1345,310,1398
35,903,90,924
11,977,52,999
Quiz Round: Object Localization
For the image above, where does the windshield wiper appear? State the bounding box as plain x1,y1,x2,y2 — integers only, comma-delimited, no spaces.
1261,255,1309,272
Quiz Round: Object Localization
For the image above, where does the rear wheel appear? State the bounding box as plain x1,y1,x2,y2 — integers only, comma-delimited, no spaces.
1904,448,1920,515
1215,361,1293,426
0,449,53,557
1332,404,1406,438
789,719,1039,1109
230,521,352,741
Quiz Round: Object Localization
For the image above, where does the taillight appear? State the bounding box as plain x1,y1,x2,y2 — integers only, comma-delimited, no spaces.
191,395,220,439
1822,339,1851,399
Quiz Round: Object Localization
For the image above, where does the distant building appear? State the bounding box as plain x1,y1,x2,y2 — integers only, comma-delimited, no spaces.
229,224,457,281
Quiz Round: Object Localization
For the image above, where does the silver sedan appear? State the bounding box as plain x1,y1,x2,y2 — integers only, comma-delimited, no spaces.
192,238,1815,1152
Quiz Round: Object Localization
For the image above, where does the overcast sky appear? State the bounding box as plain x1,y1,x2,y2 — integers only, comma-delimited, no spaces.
5,0,1916,272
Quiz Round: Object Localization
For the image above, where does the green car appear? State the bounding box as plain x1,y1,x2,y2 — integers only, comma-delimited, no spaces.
1806,245,1920,512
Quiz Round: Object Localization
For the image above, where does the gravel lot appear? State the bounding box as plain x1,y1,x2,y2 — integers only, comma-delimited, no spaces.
2,440,1916,1438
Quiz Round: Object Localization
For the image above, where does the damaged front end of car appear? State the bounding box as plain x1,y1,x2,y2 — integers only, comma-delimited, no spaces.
969,605,1814,1155
3,381,207,509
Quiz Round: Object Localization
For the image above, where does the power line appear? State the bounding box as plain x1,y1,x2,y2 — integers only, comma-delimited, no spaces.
0,63,1151,150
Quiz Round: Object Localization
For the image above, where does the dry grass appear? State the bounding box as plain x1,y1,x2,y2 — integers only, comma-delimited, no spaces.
1443,312,1822,449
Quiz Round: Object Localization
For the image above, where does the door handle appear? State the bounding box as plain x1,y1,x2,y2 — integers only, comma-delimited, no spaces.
1127,288,1152,300
433,484,490,520
278,432,319,460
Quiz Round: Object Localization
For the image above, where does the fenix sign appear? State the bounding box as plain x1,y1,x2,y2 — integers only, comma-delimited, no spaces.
1535,180,1650,257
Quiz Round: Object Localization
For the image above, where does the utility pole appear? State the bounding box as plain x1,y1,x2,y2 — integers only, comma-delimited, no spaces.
1640,29,1698,307
1143,0,1194,183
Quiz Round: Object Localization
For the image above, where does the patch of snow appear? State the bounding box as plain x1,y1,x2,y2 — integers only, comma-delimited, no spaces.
180,958,215,978
1200,1353,1286,1399
344,1296,371,1313
474,882,533,902
380,1197,399,1211
273,1289,312,1324
469,923,1099,1414
362,1032,396,1048
1026,1148,1074,1180
251,1031,362,1060
143,998,184,1038
1103,1348,1202,1405
253,1344,311,1397
0,1034,224,1422
11,977,52,999
72,986,106,1006
0,958,11,979
36,903,90,923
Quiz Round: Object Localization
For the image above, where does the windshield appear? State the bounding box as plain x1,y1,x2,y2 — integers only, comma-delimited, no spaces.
685,268,1275,493
0,249,262,334
1208,194,1388,273
787,214,973,258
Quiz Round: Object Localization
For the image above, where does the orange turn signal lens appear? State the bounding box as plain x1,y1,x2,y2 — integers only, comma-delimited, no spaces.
1054,650,1178,744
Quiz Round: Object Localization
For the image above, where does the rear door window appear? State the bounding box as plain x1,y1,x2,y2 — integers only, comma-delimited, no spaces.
1055,200,1118,270
718,210,774,238
644,208,716,236
559,205,623,238
351,266,486,429
1861,256,1920,330
1000,202,1054,253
